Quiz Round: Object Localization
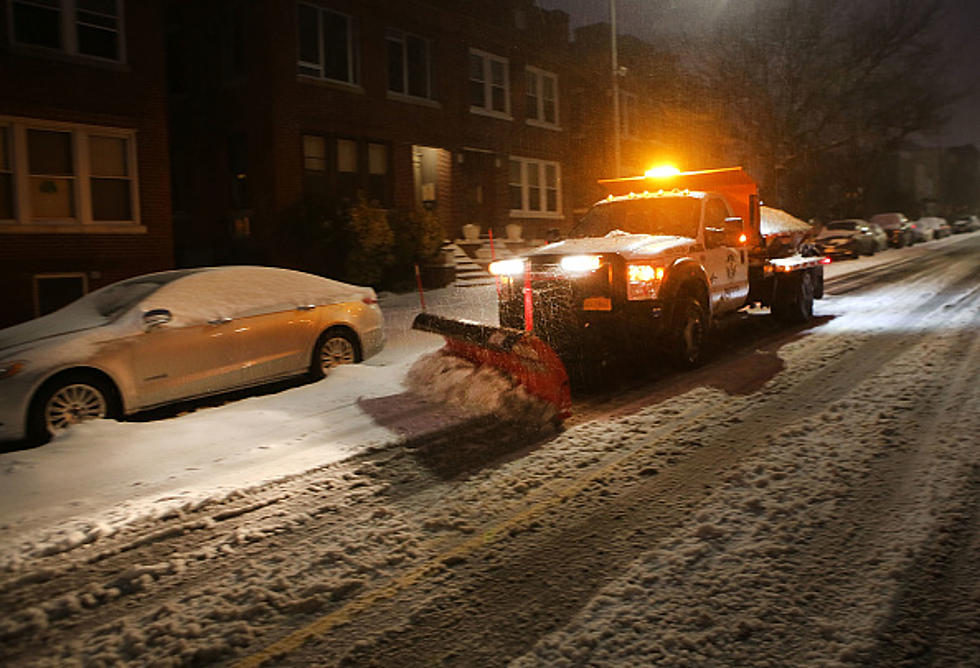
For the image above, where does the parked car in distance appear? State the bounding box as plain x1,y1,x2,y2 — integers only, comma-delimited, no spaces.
866,222,889,252
951,215,980,233
909,218,935,243
869,212,913,247
917,216,951,239
814,219,878,258
0,266,385,443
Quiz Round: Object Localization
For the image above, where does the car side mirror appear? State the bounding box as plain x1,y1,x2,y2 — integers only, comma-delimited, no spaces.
142,308,172,330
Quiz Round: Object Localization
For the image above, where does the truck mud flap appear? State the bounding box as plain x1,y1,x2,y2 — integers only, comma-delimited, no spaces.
412,312,572,420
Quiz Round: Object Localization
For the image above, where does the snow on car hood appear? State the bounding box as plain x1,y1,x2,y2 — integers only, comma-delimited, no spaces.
0,306,109,356
527,232,695,260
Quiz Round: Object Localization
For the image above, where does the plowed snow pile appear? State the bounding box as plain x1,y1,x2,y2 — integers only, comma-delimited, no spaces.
405,351,558,425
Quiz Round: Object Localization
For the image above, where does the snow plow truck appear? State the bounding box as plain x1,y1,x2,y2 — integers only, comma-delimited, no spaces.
413,166,826,419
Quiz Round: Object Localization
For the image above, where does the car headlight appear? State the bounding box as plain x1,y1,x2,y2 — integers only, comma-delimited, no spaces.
0,361,26,380
560,255,602,273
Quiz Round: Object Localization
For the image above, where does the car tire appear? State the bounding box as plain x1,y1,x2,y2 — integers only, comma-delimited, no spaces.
28,372,119,444
668,288,707,368
309,327,361,379
772,271,814,324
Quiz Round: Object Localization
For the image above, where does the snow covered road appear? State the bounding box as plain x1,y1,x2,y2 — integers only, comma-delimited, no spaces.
0,233,977,666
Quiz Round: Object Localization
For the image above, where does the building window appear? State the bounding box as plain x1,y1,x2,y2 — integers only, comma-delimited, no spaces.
28,129,76,220
297,3,358,85
525,67,558,127
34,273,88,317
1,116,139,229
302,135,390,207
620,91,638,137
89,134,132,220
11,0,123,62
386,29,432,99
509,157,561,217
469,48,510,118
0,126,14,220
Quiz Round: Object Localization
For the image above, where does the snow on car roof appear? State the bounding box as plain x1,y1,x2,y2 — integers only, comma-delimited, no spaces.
144,266,375,325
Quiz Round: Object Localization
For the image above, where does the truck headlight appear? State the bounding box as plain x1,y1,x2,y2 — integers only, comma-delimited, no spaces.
627,264,665,300
560,255,602,273
489,259,526,277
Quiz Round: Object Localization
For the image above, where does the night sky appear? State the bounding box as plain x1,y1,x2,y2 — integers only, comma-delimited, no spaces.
537,0,980,148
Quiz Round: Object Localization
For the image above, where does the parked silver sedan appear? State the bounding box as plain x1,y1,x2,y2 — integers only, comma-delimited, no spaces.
0,266,385,443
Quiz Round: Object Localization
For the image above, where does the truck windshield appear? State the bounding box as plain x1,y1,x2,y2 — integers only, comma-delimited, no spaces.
573,197,701,239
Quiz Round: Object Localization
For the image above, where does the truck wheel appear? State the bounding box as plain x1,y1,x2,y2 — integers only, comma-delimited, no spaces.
773,272,814,323
669,289,707,368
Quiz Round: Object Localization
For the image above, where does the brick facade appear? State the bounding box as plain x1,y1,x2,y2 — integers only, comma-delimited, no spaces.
167,0,574,275
0,0,173,327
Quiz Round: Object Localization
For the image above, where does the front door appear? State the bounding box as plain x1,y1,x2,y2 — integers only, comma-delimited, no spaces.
702,197,748,316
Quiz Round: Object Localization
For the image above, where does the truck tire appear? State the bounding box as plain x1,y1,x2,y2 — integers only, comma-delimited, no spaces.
668,288,707,368
772,271,814,323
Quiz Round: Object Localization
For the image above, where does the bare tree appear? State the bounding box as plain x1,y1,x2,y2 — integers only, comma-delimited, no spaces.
689,0,954,217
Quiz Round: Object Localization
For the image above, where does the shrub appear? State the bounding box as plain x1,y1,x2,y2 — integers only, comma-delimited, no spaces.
344,195,394,286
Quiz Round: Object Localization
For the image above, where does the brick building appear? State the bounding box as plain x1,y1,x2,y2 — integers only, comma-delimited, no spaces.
166,0,574,275
0,0,173,327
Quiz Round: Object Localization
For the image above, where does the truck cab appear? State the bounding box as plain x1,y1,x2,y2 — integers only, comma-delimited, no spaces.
490,167,824,380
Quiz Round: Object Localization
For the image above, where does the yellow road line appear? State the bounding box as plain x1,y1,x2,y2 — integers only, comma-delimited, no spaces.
234,398,732,667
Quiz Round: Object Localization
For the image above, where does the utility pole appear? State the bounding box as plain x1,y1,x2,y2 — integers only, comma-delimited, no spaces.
610,0,621,177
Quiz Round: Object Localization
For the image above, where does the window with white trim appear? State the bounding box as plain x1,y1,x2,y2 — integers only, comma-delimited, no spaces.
509,157,561,217
1,116,139,228
297,3,358,85
386,29,432,99
469,48,510,117
525,67,558,127
10,0,123,62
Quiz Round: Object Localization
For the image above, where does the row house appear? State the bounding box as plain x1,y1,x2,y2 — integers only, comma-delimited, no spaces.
166,0,573,272
0,0,173,327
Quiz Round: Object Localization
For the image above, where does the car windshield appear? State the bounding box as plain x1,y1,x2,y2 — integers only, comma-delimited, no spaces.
55,271,198,326
573,197,701,239
827,221,858,230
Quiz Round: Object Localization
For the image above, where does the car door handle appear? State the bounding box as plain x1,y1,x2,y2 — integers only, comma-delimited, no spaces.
208,317,233,325
296,304,316,311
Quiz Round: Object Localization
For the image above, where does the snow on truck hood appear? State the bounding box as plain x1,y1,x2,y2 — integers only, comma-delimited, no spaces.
528,232,695,260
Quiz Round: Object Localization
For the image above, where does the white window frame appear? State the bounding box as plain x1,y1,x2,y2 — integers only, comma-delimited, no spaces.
8,0,126,63
509,156,561,219
469,48,511,120
296,2,359,87
385,28,434,102
525,66,560,129
0,115,143,234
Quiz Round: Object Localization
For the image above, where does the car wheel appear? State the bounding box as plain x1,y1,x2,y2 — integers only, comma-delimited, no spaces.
669,288,707,368
310,327,361,379
28,373,118,444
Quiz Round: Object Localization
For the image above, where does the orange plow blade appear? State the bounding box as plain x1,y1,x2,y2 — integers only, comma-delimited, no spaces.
412,313,572,420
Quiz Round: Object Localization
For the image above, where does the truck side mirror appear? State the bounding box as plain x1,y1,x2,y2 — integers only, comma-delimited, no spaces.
704,227,726,248
723,216,744,245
